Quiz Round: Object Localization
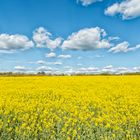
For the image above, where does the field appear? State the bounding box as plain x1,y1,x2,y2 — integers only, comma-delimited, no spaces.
0,76,140,140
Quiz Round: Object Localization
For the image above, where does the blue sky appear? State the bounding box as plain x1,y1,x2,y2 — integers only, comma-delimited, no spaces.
0,0,140,74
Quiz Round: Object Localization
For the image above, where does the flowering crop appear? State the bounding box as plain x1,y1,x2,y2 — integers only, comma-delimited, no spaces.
0,76,140,139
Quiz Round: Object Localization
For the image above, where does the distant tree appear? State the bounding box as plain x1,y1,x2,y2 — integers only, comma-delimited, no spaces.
37,71,46,75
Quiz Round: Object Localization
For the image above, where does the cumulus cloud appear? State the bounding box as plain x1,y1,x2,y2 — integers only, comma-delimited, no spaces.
58,54,71,59
102,65,115,73
108,41,140,53
46,52,56,58
71,66,139,75
36,66,59,74
14,66,27,71
64,67,99,75
117,67,128,71
36,66,52,71
80,67,99,72
133,66,140,72
116,67,137,74
36,60,62,66
61,27,110,51
53,61,62,65
105,0,140,20
77,0,103,6
0,34,33,52
33,27,62,50
34,65,140,75
100,65,132,74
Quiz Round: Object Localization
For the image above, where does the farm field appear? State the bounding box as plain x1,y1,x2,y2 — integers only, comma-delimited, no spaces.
0,76,140,140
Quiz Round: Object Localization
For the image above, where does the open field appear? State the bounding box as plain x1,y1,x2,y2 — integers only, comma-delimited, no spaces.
0,76,140,140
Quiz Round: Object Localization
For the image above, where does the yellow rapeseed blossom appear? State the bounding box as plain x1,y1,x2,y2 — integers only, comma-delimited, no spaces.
0,76,140,139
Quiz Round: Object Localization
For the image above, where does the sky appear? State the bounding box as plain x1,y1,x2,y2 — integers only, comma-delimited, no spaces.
0,0,140,74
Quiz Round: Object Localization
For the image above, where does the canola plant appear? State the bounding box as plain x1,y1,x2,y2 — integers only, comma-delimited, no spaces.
0,76,140,140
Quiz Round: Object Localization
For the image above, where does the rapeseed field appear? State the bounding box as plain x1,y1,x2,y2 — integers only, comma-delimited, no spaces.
0,76,140,140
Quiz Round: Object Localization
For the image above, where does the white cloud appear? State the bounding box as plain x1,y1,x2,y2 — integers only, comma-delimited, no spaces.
105,0,140,20
86,67,99,71
36,66,59,73
64,66,140,75
127,45,140,51
108,36,120,41
109,42,129,53
102,65,114,73
61,27,110,51
46,52,56,58
36,60,62,66
108,41,140,53
115,67,131,74
104,65,113,69
105,3,120,16
133,66,140,72
36,66,52,71
77,67,99,73
53,61,62,65
33,27,62,50
0,34,33,51
58,54,71,59
14,66,27,71
34,65,140,74
77,0,103,6
36,60,46,65
117,67,128,71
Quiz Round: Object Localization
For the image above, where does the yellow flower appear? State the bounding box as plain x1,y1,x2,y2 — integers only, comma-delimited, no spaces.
0,76,139,139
